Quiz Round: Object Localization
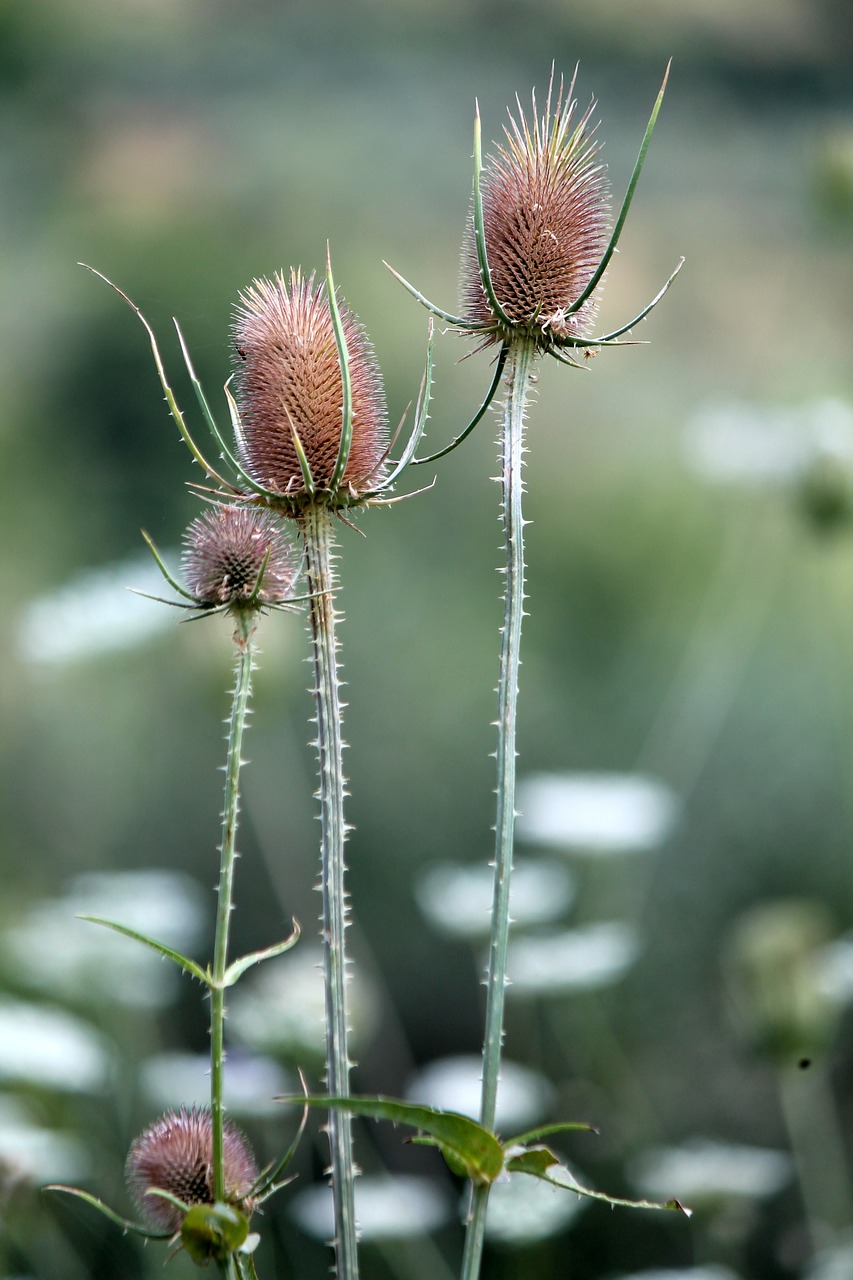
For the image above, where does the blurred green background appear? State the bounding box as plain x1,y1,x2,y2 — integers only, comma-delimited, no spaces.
2,1,853,1277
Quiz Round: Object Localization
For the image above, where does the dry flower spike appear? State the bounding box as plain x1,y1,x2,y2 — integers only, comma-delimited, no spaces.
79,250,434,519
386,63,684,463
125,1107,258,1236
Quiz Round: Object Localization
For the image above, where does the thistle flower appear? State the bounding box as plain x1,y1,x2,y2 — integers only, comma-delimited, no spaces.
126,1107,258,1234
232,268,389,506
459,73,610,350
387,65,682,461
181,504,298,610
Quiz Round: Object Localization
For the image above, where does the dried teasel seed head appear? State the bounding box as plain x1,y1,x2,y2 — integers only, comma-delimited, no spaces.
233,268,388,504
181,505,298,608
126,1107,258,1234
460,73,611,348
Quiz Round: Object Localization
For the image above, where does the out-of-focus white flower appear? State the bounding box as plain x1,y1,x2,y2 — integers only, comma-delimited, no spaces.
612,1269,740,1280
684,398,853,487
228,948,378,1063
482,1163,587,1245
5,871,207,1009
17,552,179,666
415,857,574,939
805,1237,853,1280
630,1138,792,1205
289,1174,451,1242
516,773,679,855
404,1055,553,1134
815,934,853,1005
0,999,110,1092
139,1050,292,1118
0,1097,90,1184
507,922,640,996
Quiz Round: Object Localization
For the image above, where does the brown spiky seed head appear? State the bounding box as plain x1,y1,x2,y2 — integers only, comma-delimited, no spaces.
460,75,611,345
126,1107,258,1234
181,505,297,608
233,269,388,501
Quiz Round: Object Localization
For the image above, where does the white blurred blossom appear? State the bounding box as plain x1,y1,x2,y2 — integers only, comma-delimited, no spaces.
516,773,679,855
0,1098,89,1185
404,1055,553,1134
17,552,178,665
612,1269,740,1280
228,948,378,1062
415,857,574,939
631,1138,792,1205
0,999,110,1092
684,398,853,487
5,871,207,1009
483,1164,586,1245
140,1050,292,1118
290,1174,451,1242
507,922,640,996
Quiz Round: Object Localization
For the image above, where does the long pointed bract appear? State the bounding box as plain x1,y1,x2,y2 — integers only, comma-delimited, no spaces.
566,61,672,318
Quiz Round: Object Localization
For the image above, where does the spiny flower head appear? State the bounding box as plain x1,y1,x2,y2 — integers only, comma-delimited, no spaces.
181,504,298,610
233,268,389,507
460,72,611,349
126,1107,258,1235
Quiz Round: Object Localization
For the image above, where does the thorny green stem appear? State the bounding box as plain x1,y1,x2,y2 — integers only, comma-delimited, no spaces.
300,502,359,1280
461,338,536,1280
211,610,256,1205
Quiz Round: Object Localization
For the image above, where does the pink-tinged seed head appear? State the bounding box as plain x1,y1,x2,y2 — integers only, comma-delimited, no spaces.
181,504,297,608
125,1107,258,1234
460,74,611,346
233,269,388,503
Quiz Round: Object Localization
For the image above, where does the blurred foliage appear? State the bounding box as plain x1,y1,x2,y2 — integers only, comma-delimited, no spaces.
2,0,853,1277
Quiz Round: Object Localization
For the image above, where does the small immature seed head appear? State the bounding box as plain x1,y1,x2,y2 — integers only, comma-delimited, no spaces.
233,269,388,504
460,74,611,347
182,505,298,609
126,1107,258,1234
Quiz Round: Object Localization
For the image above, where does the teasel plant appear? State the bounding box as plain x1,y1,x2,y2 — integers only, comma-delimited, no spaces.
279,61,688,1280
375,63,686,1279
48,502,308,1276
73,255,433,1280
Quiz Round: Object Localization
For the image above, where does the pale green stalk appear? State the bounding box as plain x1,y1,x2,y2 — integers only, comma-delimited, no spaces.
461,337,536,1280
300,501,359,1280
210,609,256,1206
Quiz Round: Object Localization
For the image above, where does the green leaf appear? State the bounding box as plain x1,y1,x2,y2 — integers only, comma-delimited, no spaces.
222,924,301,988
325,245,354,495
382,260,481,329
472,105,514,331
44,1185,168,1239
78,265,235,491
78,915,209,986
181,1202,249,1265
372,321,435,488
412,343,507,465
566,61,672,319
514,1155,692,1215
504,1146,559,1177
221,381,284,502
283,1095,504,1186
505,1120,598,1148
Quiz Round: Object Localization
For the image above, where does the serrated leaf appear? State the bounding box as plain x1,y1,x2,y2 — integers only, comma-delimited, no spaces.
222,924,301,987
78,915,209,985
505,1146,560,1177
45,1185,168,1239
283,1094,504,1186
505,1120,598,1148
520,1159,692,1215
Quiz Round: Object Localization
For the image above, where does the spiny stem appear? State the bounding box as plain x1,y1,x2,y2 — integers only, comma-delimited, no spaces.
211,610,256,1204
461,337,535,1280
300,502,359,1280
